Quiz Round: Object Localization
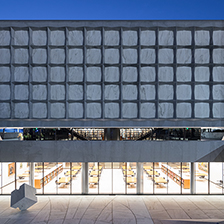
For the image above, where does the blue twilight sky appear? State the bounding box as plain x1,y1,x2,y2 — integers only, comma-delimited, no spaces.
0,0,223,20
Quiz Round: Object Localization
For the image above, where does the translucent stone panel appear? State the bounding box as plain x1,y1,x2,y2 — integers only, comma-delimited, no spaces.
68,85,83,100
123,30,137,46
123,67,137,82
140,103,156,118
176,85,191,100
0,30,10,46
159,30,173,45
50,85,65,100
50,30,65,46
0,103,10,118
14,85,28,100
87,103,101,118
105,49,119,64
140,49,155,64
0,67,10,82
140,85,155,100
158,85,173,100
32,85,47,100
195,67,210,82
86,49,101,64
213,103,224,118
140,30,155,46
195,30,210,45
68,30,83,46
123,103,137,118
177,49,191,64
0,49,10,64
50,49,65,64
140,67,156,82
176,67,191,82
32,67,47,82
32,30,47,46
51,103,65,118
213,49,224,64
0,85,10,100
14,67,29,82
122,49,137,64
213,67,224,82
213,85,224,100
158,103,173,118
158,67,173,82
195,103,209,118
87,67,101,82
86,30,101,46
105,85,119,100
195,49,209,64
177,30,191,46
105,67,119,82
195,85,210,100
14,103,29,118
32,103,47,118
176,103,191,118
158,49,173,64
14,30,28,46
213,31,224,46
50,67,65,82
68,49,83,64
123,85,138,100
105,103,119,118
69,103,83,118
68,67,83,82
87,85,101,100
105,30,119,46
32,49,47,64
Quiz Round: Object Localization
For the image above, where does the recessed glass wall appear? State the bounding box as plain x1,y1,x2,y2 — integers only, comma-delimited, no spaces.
195,162,209,194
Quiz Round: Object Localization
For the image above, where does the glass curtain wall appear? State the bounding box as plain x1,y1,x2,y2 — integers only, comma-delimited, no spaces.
195,162,209,194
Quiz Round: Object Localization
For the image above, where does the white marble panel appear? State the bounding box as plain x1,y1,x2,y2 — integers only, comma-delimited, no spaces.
158,67,173,82
87,67,101,82
50,49,65,64
159,30,174,45
32,67,47,82
140,85,155,100
123,30,137,46
123,67,137,82
68,67,83,82
158,103,173,118
158,49,173,64
105,30,119,46
68,49,83,64
122,49,137,64
69,103,83,118
213,103,224,118
32,103,47,118
50,67,65,82
0,103,10,118
123,103,137,118
14,67,29,82
177,49,191,64
68,85,83,100
50,85,65,100
177,30,192,46
0,67,10,82
213,30,224,46
32,49,47,64
50,30,65,46
105,67,119,82
32,85,47,100
86,30,101,46
32,30,47,46
195,49,210,64
14,30,28,46
195,30,210,45
213,49,224,64
158,85,173,100
14,103,29,118
176,66,192,82
86,48,101,64
140,49,155,64
195,85,210,100
123,85,137,100
195,103,209,118
0,85,10,100
14,85,28,100
105,85,119,100
213,67,224,82
213,85,224,100
87,103,101,118
140,67,156,82
105,103,119,118
195,67,210,82
0,49,10,64
0,30,10,45
140,103,156,118
176,103,192,118
51,103,65,118
176,85,191,100
140,30,155,46
105,48,119,64
68,30,83,46
87,85,101,100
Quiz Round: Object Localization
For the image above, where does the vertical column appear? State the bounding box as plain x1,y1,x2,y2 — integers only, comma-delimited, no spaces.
82,162,88,194
137,162,143,194
104,128,120,140
190,162,196,194
29,162,35,187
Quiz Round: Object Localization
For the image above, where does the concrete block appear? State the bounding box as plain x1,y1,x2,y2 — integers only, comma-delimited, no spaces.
213,30,224,46
86,30,101,46
69,103,83,118
123,67,137,82
195,49,210,64
68,48,83,64
68,85,83,100
14,30,28,46
0,103,10,118
0,67,10,82
140,85,155,100
158,49,173,64
87,103,101,118
176,103,192,118
159,30,173,45
195,67,210,82
105,48,119,64
176,67,192,82
51,103,65,118
123,85,137,100
105,103,119,118
158,85,173,100
32,85,47,100
86,48,101,64
0,85,10,100
158,67,173,82
158,103,173,118
213,85,224,100
11,183,37,211
14,49,29,64
32,67,47,82
105,67,119,82
14,67,29,82
177,49,191,64
213,103,224,118
105,30,119,46
87,85,101,100
68,66,83,82
140,67,155,82
176,85,191,100
50,30,65,46
122,49,137,64
50,49,65,64
123,103,137,118
177,30,192,46
213,67,224,82
32,103,47,118
14,85,28,100
123,30,137,46
32,49,47,64
140,49,155,64
195,85,210,100
68,30,83,46
140,103,155,118
87,67,101,82
50,67,65,82
14,103,29,118
32,30,47,46
0,30,10,46
50,85,65,100
140,30,155,46
105,85,119,100
213,49,224,64
195,30,210,45
0,49,10,64
195,103,209,118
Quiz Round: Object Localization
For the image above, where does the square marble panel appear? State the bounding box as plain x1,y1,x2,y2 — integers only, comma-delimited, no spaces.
14,30,28,46
50,49,65,64
105,103,119,118
105,48,119,64
87,103,101,118
86,48,101,64
176,66,192,82
213,103,224,118
140,49,155,64
32,49,47,64
177,30,192,46
50,85,65,100
87,67,101,82
123,67,137,82
158,49,173,64
122,103,137,118
68,30,83,46
195,67,210,82
14,67,29,82
195,49,210,64
50,103,65,118
32,67,47,82
177,49,191,64
50,67,65,82
159,30,174,45
14,85,28,100
176,85,191,100
32,103,47,118
140,67,156,82
0,67,10,82
158,85,173,100
87,85,101,100
0,30,10,46
158,103,173,118
213,49,224,64
14,48,29,64
140,30,155,46
32,85,47,100
0,103,10,118
123,85,138,100
14,103,29,118
122,49,137,64
195,85,210,100
0,85,10,100
68,85,83,100
105,85,119,100
195,103,209,118
68,48,83,64
176,103,192,118
123,30,137,46
69,103,83,118
213,67,224,82
0,49,10,64
105,30,119,46
50,30,65,46
140,85,155,100
140,103,156,118
158,67,173,82
68,67,83,82
105,67,119,82
213,30,224,46
213,84,224,100
195,30,210,45
86,30,101,46
32,30,47,46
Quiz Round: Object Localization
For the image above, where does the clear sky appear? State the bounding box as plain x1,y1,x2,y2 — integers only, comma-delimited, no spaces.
0,0,223,20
